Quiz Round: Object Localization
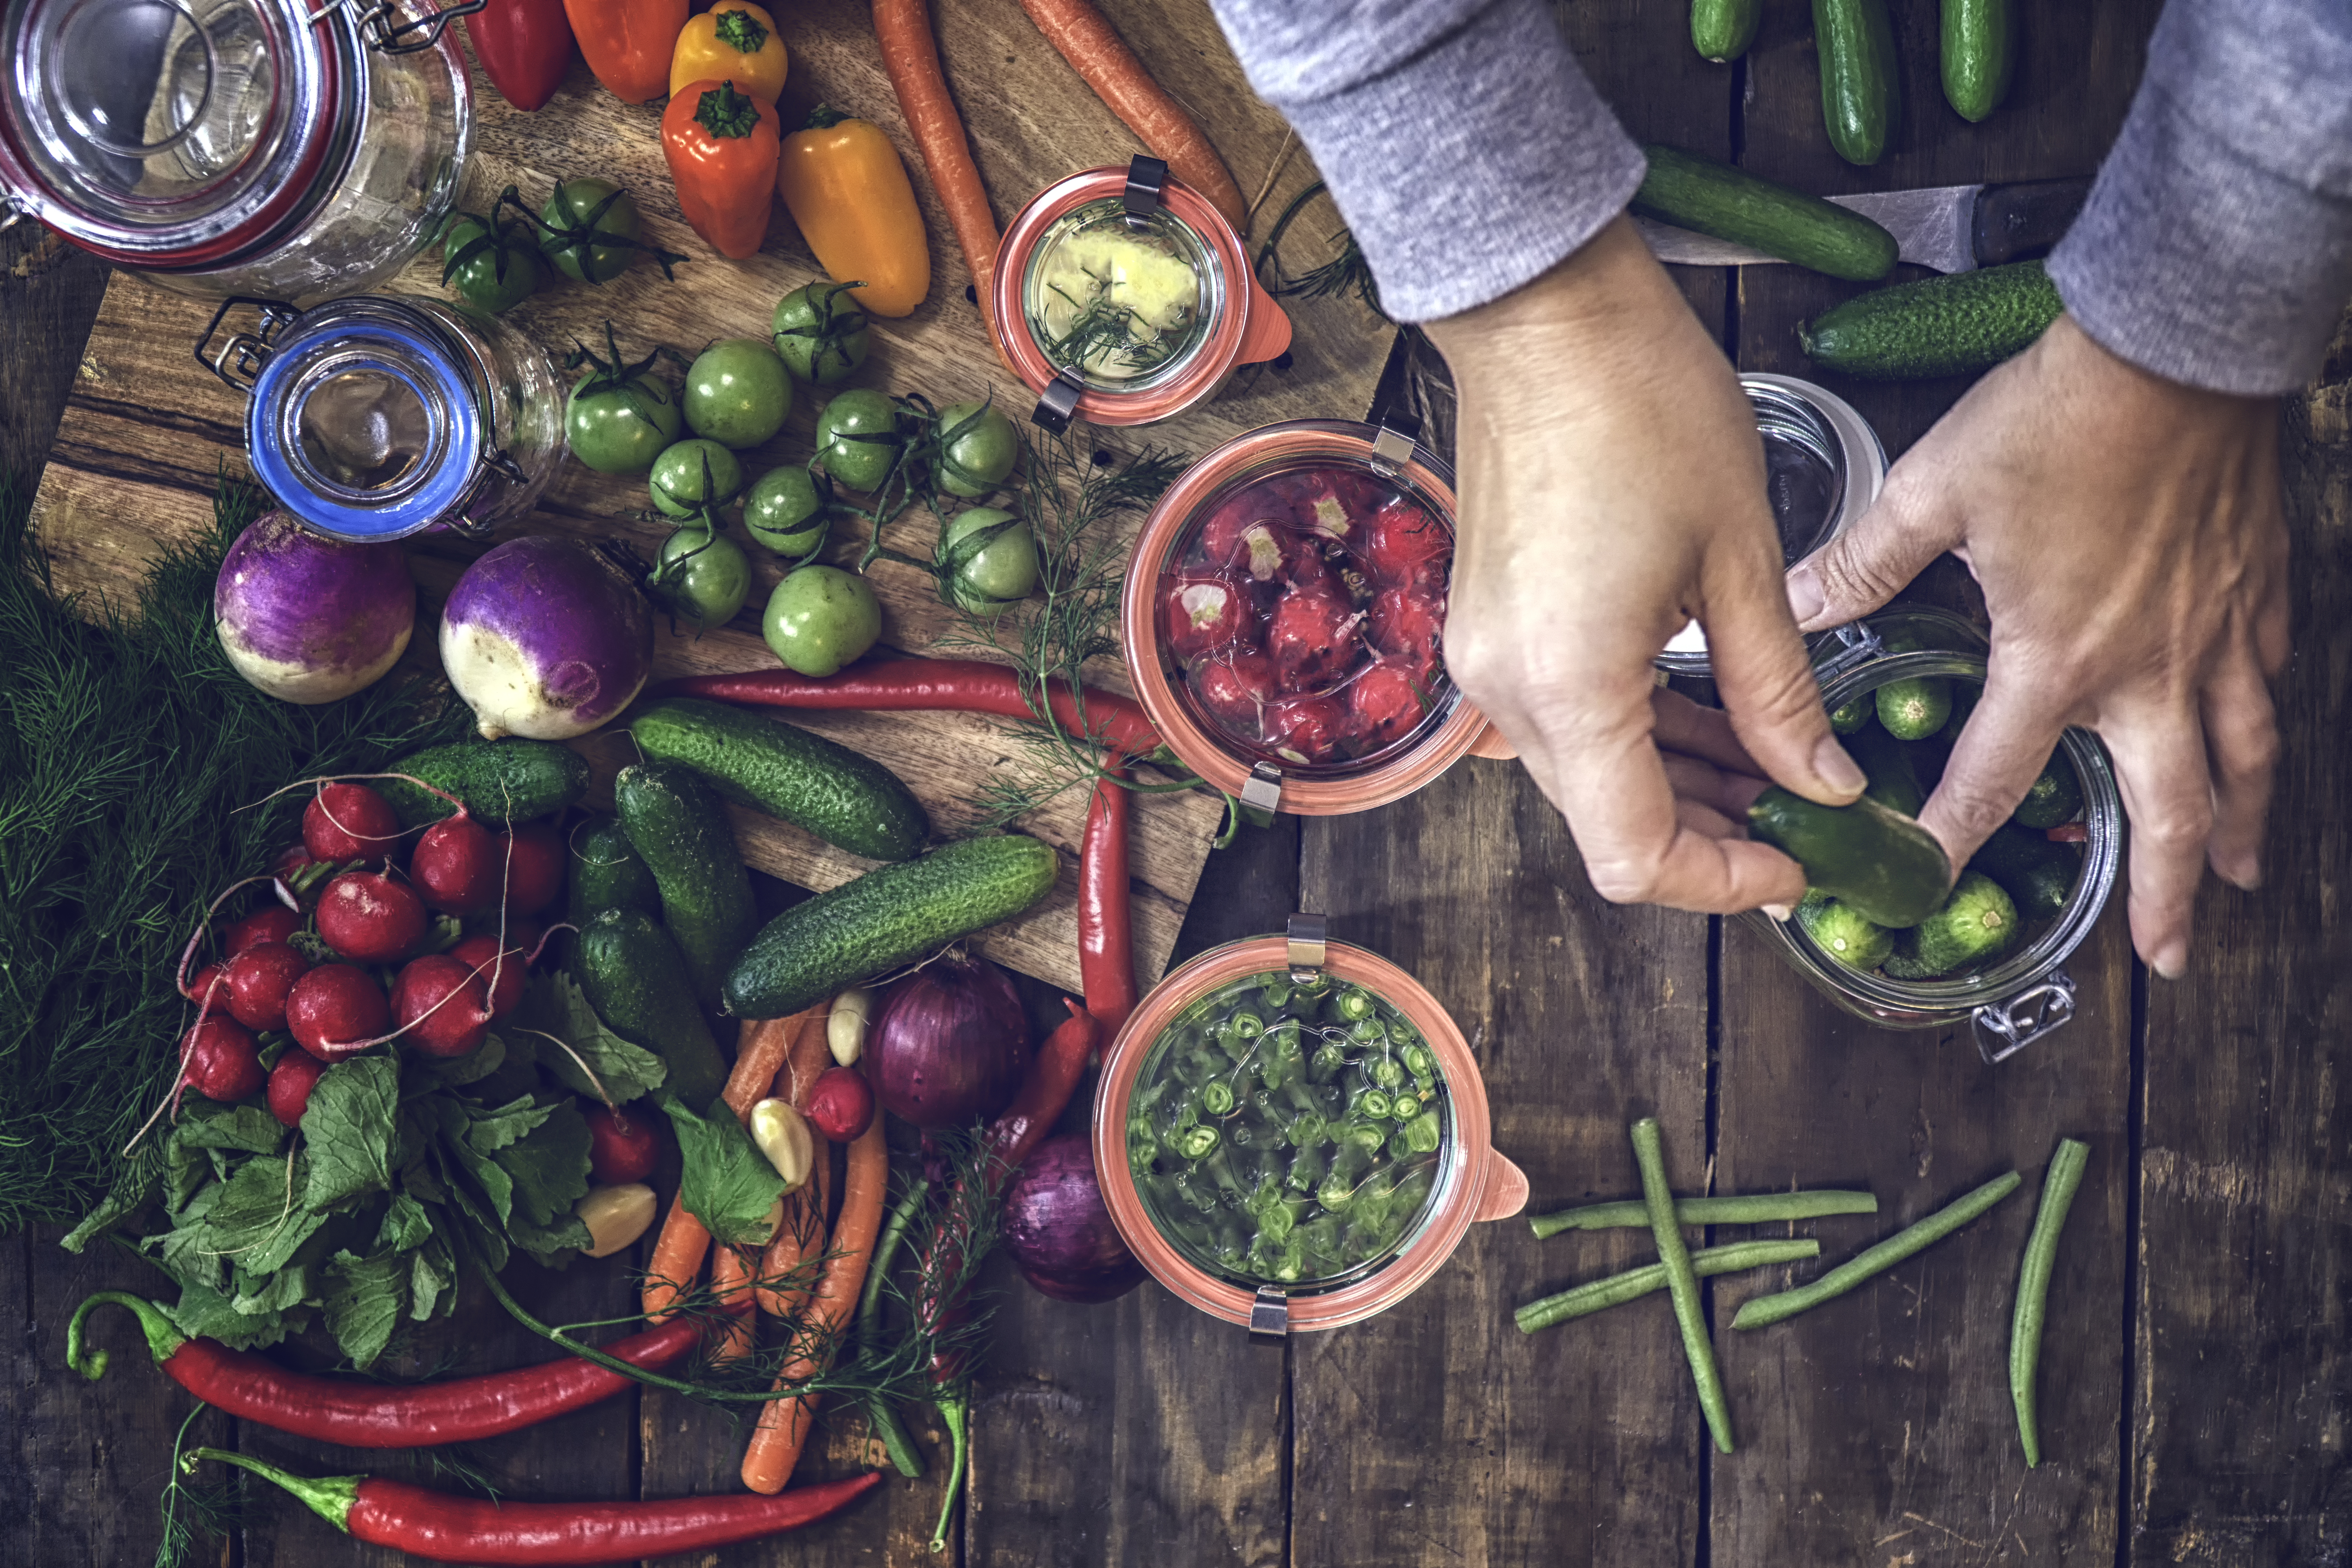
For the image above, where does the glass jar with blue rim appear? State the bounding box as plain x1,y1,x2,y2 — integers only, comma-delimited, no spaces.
198,292,564,542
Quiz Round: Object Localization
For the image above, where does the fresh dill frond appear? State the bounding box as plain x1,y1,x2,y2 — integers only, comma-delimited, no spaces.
1256,180,1388,320
154,1403,241,1568
1036,269,1189,379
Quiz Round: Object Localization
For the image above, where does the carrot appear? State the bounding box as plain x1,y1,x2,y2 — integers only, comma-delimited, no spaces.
871,0,1000,330
1014,0,1247,232
740,1106,889,1494
708,1246,759,1367
755,1010,841,1318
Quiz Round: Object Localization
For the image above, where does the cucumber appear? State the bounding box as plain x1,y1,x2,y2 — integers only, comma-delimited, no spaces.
725,835,1060,1018
1888,871,2019,977
629,697,928,862
378,740,590,828
2012,750,2082,829
1969,824,2079,921
568,815,659,923
1876,676,1952,740
1634,145,1896,281
1691,0,1760,64
1800,261,2064,380
1941,0,2014,123
1795,889,1894,971
1815,0,1901,166
1747,786,1951,929
577,907,730,1112
614,763,760,1015
1847,722,1925,816
1829,696,1873,735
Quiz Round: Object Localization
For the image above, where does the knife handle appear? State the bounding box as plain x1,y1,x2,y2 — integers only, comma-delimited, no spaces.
1972,177,2094,266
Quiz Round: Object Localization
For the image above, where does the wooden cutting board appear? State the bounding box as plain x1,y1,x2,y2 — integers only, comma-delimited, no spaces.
26,0,1396,994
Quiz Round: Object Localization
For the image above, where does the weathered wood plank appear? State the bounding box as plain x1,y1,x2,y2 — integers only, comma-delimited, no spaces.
2125,317,2352,1567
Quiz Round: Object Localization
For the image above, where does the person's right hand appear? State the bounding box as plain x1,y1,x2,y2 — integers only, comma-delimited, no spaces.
1421,216,1868,913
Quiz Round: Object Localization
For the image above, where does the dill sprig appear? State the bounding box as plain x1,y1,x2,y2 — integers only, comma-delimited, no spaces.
1036,269,1188,379
154,1403,240,1568
1257,180,1387,319
1,470,467,1236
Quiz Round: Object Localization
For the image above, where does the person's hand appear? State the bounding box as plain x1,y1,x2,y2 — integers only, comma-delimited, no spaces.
1784,314,2290,978
1421,216,1867,913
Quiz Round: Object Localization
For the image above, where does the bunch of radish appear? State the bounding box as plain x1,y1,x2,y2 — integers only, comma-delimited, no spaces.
172,776,567,1128
1158,464,1454,768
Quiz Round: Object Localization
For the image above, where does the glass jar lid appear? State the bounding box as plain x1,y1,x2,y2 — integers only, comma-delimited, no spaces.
0,0,348,263
244,297,488,542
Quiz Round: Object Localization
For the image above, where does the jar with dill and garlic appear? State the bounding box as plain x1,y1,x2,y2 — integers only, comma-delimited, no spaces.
1021,198,1217,389
1125,968,1449,1287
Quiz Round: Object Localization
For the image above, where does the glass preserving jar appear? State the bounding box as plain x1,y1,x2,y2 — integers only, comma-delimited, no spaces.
1744,605,2124,1061
1121,414,1511,816
0,0,473,305
199,293,564,541
991,156,1292,430
1655,373,1888,676
1093,916,1527,1335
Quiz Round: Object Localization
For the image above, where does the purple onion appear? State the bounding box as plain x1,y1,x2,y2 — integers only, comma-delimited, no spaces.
869,951,1031,1130
1002,1134,1146,1304
438,535,653,739
214,512,414,704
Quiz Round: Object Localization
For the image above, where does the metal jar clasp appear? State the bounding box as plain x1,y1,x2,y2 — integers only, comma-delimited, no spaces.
1971,972,2076,1063
194,296,301,394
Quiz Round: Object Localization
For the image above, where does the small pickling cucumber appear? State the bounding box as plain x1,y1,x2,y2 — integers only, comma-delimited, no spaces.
576,907,730,1112
1887,871,2020,977
1877,676,1952,740
1941,0,2015,123
629,697,928,862
1847,721,1925,817
568,816,660,918
1969,824,2079,921
1634,145,1897,281
378,740,590,828
1796,889,1895,971
1815,0,1902,166
1800,261,2064,380
1690,0,1760,61
1748,786,1952,929
614,763,760,1016
2012,751,2083,829
1830,696,1873,735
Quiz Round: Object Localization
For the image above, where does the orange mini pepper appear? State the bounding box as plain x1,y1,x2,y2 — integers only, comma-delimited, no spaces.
671,0,789,104
663,80,780,260
773,105,932,318
563,0,685,103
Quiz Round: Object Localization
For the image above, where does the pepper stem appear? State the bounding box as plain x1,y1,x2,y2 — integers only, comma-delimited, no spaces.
694,80,762,140
804,101,847,131
928,1386,971,1553
66,1290,185,1380
184,1448,363,1533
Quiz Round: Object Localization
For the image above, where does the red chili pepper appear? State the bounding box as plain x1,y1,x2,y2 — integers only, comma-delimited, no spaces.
68,1292,703,1448
2045,822,2089,843
989,998,1103,1176
190,1447,878,1564
1079,773,1138,1037
462,0,577,112
651,658,1163,761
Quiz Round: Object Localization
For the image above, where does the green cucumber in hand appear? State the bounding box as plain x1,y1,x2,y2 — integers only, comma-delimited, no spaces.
1748,786,1951,928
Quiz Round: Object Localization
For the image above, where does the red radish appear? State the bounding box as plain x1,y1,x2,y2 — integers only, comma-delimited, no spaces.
1278,543,1341,599
1368,585,1446,684
1286,470,1379,546
183,962,228,1005
1200,500,1309,585
1188,650,1277,733
182,1016,265,1102
1355,499,1451,587
497,822,566,913
584,1102,661,1184
225,942,310,1032
1160,572,1252,663
287,964,392,1061
316,871,426,962
268,1050,328,1127
449,933,527,1019
223,904,302,956
1266,586,1363,692
1260,693,1347,764
273,843,316,882
806,1065,876,1142
1347,658,1436,751
411,814,499,915
392,955,492,1058
302,782,404,864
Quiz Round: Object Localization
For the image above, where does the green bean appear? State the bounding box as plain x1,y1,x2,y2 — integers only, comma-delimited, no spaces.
1531,1189,1880,1239
1367,1055,1405,1089
1402,1108,1443,1155
1732,1171,2023,1329
1169,1124,1220,1160
1632,1117,1735,1453
1334,986,1376,1022
1401,1043,1433,1079
1515,1239,1823,1333
1308,1042,1347,1083
1355,1088,1393,1120
1286,1139,1330,1192
2011,1138,2089,1467
1200,1080,1237,1116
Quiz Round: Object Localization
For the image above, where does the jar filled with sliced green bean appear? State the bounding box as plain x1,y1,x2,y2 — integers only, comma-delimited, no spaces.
1125,969,1450,1289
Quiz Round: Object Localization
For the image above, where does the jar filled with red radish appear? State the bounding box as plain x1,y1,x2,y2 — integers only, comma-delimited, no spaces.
1121,416,1504,815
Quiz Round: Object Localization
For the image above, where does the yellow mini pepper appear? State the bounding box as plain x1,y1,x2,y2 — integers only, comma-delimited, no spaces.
670,0,789,105
774,105,931,317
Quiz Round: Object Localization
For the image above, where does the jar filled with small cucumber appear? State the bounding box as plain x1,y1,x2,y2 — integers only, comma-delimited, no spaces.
1738,606,2123,1061
1126,970,1448,1289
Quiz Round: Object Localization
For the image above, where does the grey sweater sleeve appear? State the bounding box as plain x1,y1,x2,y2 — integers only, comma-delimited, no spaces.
2048,0,2352,397
1205,0,1645,324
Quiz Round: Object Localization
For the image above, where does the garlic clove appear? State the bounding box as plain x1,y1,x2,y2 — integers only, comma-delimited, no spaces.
749,1096,814,1191
575,1182,658,1258
828,987,873,1067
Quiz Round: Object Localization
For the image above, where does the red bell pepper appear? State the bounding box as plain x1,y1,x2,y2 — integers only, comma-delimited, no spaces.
462,0,576,112
662,80,781,260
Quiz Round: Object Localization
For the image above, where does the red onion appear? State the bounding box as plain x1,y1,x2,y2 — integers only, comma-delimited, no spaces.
868,951,1031,1130
1001,1134,1145,1304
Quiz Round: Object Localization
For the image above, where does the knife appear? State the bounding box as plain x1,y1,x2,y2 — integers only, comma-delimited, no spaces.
1636,176,2092,275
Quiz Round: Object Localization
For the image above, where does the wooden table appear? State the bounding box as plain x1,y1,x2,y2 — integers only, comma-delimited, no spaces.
11,0,2352,1563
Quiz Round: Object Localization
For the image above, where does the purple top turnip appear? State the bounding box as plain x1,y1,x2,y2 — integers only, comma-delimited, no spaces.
214,512,415,704
439,535,654,740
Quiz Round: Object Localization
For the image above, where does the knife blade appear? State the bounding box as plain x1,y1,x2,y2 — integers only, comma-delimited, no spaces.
1637,176,2091,275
